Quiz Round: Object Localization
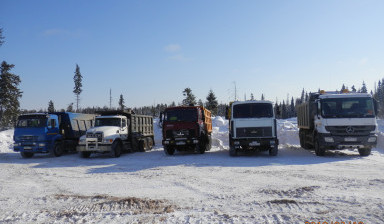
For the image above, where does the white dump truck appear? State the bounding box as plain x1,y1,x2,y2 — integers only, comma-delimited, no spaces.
226,100,279,156
77,110,154,158
297,91,378,156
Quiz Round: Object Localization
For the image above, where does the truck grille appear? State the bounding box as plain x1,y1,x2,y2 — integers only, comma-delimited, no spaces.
236,127,272,138
166,129,195,138
325,126,376,136
86,132,103,142
20,135,38,141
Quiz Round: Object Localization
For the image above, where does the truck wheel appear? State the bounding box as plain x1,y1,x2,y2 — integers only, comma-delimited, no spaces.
269,144,278,156
299,130,305,148
51,142,64,157
111,142,122,158
80,151,91,158
138,140,146,152
164,146,175,155
196,141,206,154
314,137,325,156
146,138,153,151
229,146,237,157
358,147,371,156
207,135,212,151
20,152,34,158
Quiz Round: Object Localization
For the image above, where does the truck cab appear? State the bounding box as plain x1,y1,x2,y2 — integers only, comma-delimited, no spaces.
227,101,278,156
14,114,60,157
298,91,378,156
161,106,212,155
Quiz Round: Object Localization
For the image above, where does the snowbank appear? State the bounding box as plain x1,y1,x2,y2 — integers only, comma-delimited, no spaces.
0,129,14,153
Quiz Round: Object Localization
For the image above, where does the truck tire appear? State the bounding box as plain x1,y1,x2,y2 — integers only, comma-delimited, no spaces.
164,145,175,155
80,151,91,158
51,142,64,157
20,152,34,158
146,137,154,151
358,147,371,156
269,144,278,156
207,135,212,151
229,145,237,157
314,136,325,156
138,139,146,152
299,130,305,148
111,141,122,158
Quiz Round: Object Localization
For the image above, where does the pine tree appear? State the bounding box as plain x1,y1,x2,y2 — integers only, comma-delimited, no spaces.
250,93,254,100
361,81,368,93
118,94,125,110
300,88,305,104
0,61,22,129
351,85,357,92
340,84,346,93
290,97,295,117
205,89,218,115
182,88,196,106
73,64,83,112
261,94,265,100
66,103,74,112
48,100,55,113
0,28,4,47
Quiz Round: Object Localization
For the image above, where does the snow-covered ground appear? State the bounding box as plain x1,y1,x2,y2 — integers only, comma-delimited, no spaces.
0,118,383,223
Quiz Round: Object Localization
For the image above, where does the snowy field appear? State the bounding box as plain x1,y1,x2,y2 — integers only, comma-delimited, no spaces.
0,117,384,223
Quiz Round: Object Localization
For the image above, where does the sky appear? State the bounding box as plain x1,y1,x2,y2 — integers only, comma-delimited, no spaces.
1,0,384,110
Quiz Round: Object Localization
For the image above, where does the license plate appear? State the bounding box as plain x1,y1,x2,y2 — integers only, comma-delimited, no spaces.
176,141,186,145
345,137,357,142
24,147,32,150
249,141,260,146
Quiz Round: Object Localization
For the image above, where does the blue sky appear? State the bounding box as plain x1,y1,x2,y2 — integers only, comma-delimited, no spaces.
1,0,383,110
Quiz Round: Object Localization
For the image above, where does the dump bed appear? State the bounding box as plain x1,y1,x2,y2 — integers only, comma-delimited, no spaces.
131,114,154,137
297,101,317,130
200,106,212,134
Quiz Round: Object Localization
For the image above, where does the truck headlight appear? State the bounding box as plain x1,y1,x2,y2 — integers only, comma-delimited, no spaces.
324,137,334,143
368,137,377,143
234,141,240,145
103,139,113,143
193,140,199,144
164,140,169,144
39,143,46,147
14,143,20,146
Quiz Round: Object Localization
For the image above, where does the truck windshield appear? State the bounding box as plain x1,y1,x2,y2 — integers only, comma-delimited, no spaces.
233,103,273,118
165,109,197,122
95,118,121,127
321,97,375,118
16,116,47,128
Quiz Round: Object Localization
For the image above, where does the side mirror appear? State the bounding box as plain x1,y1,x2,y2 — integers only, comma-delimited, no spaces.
225,106,229,120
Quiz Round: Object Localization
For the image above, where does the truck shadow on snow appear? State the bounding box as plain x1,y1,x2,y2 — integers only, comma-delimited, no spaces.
0,145,373,174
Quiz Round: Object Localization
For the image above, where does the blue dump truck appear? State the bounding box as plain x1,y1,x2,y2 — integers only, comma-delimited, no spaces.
13,112,96,158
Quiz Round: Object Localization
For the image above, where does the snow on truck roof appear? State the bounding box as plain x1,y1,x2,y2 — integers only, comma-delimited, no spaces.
232,100,273,106
319,93,372,99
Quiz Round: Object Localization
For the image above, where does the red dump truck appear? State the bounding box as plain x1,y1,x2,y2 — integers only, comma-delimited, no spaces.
160,106,212,155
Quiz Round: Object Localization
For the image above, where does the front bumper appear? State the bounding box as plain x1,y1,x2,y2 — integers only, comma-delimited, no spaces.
232,137,278,149
13,142,51,153
162,138,199,146
77,138,112,152
318,133,377,149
